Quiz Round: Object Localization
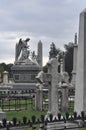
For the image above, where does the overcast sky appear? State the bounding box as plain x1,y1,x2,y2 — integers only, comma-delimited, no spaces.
0,0,86,65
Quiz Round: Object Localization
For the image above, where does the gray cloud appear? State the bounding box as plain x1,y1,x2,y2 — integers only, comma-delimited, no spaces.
0,0,86,65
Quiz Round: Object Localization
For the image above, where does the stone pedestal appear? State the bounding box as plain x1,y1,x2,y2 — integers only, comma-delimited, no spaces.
74,9,86,114
0,109,6,120
61,83,69,112
3,71,9,84
46,122,78,130
35,85,43,111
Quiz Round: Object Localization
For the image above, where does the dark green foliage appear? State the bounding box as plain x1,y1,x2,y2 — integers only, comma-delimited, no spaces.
49,42,61,59
64,42,74,80
43,65,48,73
0,63,13,78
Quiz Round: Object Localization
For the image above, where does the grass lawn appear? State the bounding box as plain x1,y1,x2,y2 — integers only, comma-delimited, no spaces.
79,128,86,130
6,110,47,121
6,110,47,130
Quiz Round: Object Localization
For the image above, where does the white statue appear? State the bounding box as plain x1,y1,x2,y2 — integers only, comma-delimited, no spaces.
15,38,30,61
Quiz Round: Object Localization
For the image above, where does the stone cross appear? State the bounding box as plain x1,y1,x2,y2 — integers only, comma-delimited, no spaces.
36,58,69,115
36,58,59,116
47,58,59,116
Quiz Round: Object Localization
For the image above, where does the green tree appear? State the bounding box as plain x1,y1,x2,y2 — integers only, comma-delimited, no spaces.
43,65,48,73
0,63,13,78
49,42,61,59
64,42,74,80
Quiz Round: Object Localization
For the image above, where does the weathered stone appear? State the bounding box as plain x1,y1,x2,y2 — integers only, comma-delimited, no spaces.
72,33,78,87
46,122,78,130
74,9,86,114
47,58,59,115
35,84,43,111
61,83,69,112
0,109,6,121
37,40,43,68
3,71,9,84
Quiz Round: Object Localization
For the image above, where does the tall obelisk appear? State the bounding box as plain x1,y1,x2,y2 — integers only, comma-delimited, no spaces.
37,40,43,68
74,9,86,114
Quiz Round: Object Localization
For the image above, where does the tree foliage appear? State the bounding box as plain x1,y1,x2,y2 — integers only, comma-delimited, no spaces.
0,63,13,78
64,42,74,79
49,42,61,59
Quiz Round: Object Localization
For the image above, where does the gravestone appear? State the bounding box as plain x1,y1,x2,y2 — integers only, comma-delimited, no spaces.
61,83,68,112
74,9,86,114
35,84,43,111
0,109,6,121
3,71,9,84
47,58,59,115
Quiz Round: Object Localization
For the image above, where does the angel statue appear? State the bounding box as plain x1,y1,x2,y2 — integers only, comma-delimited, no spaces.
15,38,30,61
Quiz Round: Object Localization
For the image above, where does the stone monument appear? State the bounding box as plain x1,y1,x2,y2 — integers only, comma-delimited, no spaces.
61,72,69,112
11,38,42,91
74,9,86,114
47,58,59,115
0,109,6,121
35,83,43,111
3,71,9,84
71,33,78,87
37,40,43,68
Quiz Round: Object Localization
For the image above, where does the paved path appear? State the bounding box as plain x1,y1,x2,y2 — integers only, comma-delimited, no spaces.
0,126,22,130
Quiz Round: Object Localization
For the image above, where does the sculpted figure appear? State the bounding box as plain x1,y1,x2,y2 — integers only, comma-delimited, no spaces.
15,38,30,61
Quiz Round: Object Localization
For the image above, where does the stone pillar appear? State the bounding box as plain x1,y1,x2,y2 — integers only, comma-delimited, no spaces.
37,40,43,68
35,84,43,111
60,59,64,74
3,71,9,84
47,58,59,116
61,83,69,112
74,9,86,114
71,33,78,87
0,109,6,120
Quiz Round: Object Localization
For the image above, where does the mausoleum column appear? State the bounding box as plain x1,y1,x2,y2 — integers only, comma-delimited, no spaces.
71,33,78,87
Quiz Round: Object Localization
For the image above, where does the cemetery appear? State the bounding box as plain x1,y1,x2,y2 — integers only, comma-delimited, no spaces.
0,8,86,130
